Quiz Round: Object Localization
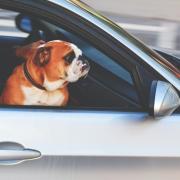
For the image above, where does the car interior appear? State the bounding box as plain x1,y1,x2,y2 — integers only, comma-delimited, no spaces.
0,10,144,110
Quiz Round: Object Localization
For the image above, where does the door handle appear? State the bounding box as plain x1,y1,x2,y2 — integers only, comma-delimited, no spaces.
0,142,41,165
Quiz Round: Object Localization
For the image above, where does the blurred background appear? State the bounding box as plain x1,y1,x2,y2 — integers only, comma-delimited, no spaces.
0,0,180,57
82,0,180,57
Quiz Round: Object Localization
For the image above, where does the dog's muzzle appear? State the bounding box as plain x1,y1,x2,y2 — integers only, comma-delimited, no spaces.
78,55,90,73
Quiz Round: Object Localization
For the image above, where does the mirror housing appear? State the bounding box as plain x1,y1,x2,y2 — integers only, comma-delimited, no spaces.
15,14,33,33
149,80,180,118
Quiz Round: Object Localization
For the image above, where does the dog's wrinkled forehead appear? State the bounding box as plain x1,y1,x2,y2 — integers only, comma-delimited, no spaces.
69,43,82,58
38,40,82,57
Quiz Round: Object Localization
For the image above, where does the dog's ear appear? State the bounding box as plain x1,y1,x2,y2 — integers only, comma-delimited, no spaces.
15,40,45,60
34,46,51,66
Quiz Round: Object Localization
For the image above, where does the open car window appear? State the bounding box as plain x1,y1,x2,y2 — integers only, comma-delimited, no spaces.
0,9,141,111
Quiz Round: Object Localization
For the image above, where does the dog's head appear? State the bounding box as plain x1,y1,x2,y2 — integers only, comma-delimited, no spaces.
29,40,90,91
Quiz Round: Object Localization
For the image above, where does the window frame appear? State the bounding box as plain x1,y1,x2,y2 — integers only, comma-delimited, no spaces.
0,0,157,111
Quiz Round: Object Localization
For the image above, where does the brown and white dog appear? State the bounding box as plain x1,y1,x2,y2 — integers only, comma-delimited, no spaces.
0,40,90,106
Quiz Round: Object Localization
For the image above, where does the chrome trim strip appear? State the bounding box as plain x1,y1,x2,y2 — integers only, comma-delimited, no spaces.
49,0,180,90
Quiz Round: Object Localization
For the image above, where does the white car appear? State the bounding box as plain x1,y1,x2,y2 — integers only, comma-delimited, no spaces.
0,0,179,179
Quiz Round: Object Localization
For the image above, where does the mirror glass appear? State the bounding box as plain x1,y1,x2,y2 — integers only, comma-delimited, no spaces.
18,16,33,33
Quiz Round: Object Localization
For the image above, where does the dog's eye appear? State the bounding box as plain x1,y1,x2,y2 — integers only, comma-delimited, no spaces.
64,51,75,64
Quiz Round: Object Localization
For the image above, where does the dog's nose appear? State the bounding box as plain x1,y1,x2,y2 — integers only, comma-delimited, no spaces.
79,55,90,70
82,63,89,71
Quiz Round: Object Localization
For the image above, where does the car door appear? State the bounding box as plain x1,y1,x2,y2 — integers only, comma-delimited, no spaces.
0,1,180,180
0,109,180,180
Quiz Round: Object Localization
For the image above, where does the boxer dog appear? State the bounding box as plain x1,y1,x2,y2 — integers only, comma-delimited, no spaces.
0,40,90,106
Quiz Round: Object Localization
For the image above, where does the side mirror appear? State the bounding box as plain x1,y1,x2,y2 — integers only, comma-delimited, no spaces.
149,80,180,118
15,14,33,33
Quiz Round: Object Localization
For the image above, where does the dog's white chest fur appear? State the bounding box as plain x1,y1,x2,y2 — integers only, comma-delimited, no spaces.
22,86,65,106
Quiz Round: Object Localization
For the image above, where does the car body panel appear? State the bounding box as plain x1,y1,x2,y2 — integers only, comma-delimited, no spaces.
0,109,180,180
0,109,180,157
0,156,180,180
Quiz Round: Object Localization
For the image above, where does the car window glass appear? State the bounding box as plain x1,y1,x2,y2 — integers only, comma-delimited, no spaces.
53,25,140,107
82,46,133,85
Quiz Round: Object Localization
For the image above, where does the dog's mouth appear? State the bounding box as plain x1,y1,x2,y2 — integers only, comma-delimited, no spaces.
78,56,90,75
81,63,89,74
74,59,90,77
